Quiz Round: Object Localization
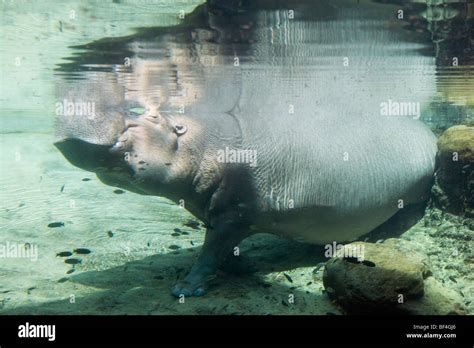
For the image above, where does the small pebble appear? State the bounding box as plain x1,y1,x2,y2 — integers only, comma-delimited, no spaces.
48,222,64,228
107,231,114,237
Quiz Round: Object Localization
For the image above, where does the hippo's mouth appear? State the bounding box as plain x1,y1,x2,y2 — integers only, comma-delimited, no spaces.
54,138,131,175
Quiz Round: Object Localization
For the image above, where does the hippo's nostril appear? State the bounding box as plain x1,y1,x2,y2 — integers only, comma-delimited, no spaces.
125,120,139,128
118,131,129,142
145,115,160,124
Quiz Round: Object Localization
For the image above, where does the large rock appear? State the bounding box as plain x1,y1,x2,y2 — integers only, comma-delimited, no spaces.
434,125,474,217
323,241,429,313
323,240,467,314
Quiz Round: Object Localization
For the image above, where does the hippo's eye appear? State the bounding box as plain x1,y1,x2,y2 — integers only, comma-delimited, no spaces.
129,107,145,115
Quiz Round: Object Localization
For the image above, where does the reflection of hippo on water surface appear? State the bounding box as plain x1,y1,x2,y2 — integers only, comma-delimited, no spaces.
54,1,438,297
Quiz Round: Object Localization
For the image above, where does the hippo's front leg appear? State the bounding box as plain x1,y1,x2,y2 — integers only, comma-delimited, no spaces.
171,212,249,297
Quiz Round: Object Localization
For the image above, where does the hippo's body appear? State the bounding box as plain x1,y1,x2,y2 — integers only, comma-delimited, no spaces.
55,1,438,296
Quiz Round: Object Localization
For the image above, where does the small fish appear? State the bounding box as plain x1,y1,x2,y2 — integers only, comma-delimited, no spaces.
18,202,25,207
48,222,64,228
343,256,361,264
168,245,181,250
171,233,180,237
184,220,200,230
362,260,376,267
74,248,91,255
57,251,72,257
57,277,68,283
283,273,293,283
60,184,65,192
173,228,182,233
180,231,190,235
65,258,81,265
113,189,125,194
66,269,75,274
107,230,114,237
190,241,195,246
82,178,91,182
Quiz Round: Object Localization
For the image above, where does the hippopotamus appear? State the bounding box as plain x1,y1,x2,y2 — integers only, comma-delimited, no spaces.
54,0,438,297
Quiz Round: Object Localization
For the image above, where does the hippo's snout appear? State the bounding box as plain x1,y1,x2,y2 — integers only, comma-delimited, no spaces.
54,138,119,172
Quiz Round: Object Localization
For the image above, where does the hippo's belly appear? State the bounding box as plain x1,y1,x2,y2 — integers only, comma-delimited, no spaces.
250,203,398,244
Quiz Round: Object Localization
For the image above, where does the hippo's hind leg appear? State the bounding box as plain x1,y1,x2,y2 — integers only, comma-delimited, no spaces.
171,212,250,297
365,202,428,242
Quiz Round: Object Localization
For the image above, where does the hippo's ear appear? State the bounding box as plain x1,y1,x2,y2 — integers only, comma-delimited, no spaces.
174,124,187,136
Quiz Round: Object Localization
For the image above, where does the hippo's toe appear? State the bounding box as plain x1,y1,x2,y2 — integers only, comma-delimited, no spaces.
171,281,206,297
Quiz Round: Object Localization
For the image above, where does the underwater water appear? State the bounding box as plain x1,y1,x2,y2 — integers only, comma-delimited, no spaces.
0,0,473,316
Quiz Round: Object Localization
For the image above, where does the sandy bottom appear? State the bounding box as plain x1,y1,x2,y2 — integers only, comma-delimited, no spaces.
0,133,472,315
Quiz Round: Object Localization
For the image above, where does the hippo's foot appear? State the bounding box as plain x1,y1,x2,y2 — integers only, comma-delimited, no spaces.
171,210,250,297
171,280,206,297
171,266,216,297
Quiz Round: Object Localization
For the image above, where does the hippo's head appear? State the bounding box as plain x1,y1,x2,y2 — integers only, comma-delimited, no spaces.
54,98,190,197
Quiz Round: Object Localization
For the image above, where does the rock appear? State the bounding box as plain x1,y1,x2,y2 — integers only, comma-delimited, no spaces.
434,125,474,217
400,277,466,315
323,241,430,313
